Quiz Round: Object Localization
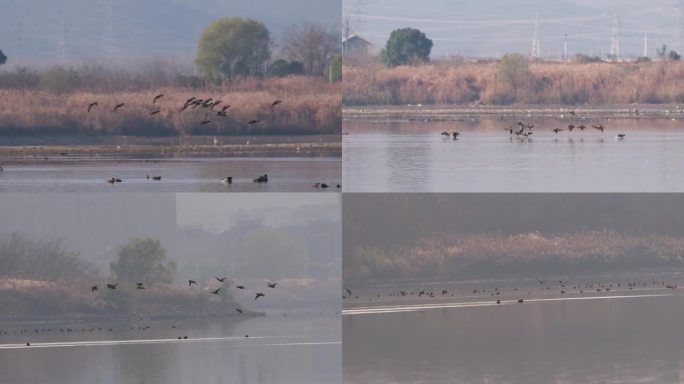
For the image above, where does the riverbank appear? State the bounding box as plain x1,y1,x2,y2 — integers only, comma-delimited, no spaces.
0,142,341,164
342,104,684,122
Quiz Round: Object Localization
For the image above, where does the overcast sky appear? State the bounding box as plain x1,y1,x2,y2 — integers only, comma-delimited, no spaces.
0,0,340,66
343,0,684,58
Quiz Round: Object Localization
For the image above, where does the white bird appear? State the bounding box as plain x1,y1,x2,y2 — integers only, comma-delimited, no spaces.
213,136,218,146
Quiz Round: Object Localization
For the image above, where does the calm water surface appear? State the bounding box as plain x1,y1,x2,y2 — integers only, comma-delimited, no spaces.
0,315,340,384
343,119,684,192
0,157,340,192
343,283,684,384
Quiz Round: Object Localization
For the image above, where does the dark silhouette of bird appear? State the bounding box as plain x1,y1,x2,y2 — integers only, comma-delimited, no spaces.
88,102,99,112
188,280,197,286
236,285,245,289
592,124,605,132
552,128,564,134
346,288,352,296
441,131,450,137
255,293,265,300
517,299,524,303
617,133,626,139
271,99,283,109
248,120,260,125
152,176,161,181
567,124,575,131
578,124,586,131
267,282,277,288
136,283,145,290
91,285,98,292
113,103,125,112
150,109,161,115
253,174,268,183
569,110,577,116
452,132,460,139
107,283,118,290
236,308,243,314
211,288,221,295
153,94,164,104
496,300,501,304
221,177,232,184
504,128,513,134
200,120,212,125
215,277,227,283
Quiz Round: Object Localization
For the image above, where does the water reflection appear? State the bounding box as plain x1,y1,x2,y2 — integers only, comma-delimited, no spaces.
0,316,340,384
0,157,341,192
343,118,684,192
343,292,684,384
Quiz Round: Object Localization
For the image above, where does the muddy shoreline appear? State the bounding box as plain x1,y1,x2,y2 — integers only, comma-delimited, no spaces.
0,142,341,164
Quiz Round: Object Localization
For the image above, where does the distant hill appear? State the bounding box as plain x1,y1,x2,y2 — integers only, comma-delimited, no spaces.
0,0,340,66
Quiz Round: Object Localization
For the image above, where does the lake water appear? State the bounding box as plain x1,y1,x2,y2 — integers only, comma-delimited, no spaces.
0,157,341,192
343,282,684,384
342,118,684,192
0,315,340,384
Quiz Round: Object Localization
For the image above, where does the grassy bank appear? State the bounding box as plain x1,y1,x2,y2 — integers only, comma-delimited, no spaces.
345,231,684,283
343,60,684,106
0,278,251,321
0,77,341,136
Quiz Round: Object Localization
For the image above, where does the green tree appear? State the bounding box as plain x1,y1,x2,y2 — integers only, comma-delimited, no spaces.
0,49,6,66
497,53,531,87
195,18,271,80
267,59,304,77
110,238,176,284
670,50,681,61
39,66,81,94
381,27,433,67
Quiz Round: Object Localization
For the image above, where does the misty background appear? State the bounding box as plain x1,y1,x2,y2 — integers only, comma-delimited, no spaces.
343,0,684,58
0,0,341,67
344,194,684,282
0,193,341,310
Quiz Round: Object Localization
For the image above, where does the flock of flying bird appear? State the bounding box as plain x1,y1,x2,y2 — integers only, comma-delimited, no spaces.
440,110,626,140
87,93,283,127
91,276,279,308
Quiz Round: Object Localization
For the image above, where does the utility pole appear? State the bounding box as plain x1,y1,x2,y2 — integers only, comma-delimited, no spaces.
563,33,567,62
644,34,648,57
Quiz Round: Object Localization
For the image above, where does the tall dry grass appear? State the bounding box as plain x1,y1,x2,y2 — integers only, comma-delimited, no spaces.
0,77,340,136
343,60,684,106
345,231,684,282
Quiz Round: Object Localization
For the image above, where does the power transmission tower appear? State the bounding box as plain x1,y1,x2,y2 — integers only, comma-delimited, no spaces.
676,0,684,53
531,13,541,59
609,15,620,60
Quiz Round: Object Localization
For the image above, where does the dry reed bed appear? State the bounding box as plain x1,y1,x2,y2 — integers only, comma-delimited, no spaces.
346,230,684,282
0,77,341,136
343,61,684,106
